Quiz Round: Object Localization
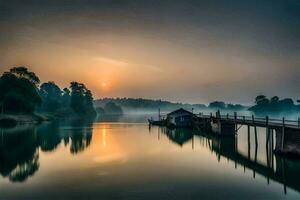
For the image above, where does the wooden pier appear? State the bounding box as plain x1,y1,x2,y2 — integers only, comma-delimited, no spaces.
202,112,300,130
152,109,300,156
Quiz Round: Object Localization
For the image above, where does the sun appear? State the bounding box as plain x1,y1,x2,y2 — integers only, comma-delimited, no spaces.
102,82,107,88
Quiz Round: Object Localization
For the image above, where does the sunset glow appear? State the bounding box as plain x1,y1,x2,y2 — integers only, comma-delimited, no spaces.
0,0,299,104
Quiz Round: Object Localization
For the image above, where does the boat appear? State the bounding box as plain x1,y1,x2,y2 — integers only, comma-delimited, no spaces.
148,119,166,126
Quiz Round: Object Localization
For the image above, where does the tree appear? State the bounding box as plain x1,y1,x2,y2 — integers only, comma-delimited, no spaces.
61,88,71,107
39,82,62,112
10,66,40,86
278,98,294,110
70,82,85,114
70,82,96,117
255,95,269,105
249,95,297,113
270,96,279,104
84,89,96,116
209,101,226,109
0,68,41,114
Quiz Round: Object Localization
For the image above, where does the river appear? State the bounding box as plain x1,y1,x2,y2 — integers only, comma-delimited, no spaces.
0,115,299,200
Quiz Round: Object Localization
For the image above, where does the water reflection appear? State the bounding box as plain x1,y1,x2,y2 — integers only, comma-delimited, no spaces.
0,120,300,199
154,126,300,195
0,125,39,182
0,120,93,183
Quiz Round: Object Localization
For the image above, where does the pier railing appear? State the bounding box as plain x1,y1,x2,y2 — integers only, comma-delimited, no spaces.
196,112,300,129
155,111,300,129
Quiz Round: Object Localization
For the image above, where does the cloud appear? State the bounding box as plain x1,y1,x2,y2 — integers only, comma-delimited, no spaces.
93,56,129,67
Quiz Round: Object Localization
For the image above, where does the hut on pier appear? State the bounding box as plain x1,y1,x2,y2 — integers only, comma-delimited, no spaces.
167,108,194,127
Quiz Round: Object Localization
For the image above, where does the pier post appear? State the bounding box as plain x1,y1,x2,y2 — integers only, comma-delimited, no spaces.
271,129,274,170
266,116,269,126
254,126,258,164
298,117,300,128
158,108,161,121
281,117,285,151
254,126,258,147
252,115,254,124
234,112,237,133
266,128,271,167
243,116,245,122
226,113,229,120
247,125,250,159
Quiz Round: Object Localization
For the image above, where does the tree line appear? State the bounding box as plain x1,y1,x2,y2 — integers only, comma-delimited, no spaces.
95,96,299,115
249,95,300,114
0,66,96,117
94,97,207,112
94,98,245,112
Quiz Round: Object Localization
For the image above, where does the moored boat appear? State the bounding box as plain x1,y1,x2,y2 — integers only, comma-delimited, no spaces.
148,119,166,126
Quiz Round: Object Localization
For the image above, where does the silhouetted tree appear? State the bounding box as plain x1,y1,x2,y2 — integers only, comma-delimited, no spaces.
270,96,279,104
39,81,62,112
0,67,41,113
70,82,96,117
10,66,40,86
255,95,269,105
249,95,297,114
209,101,226,110
61,88,71,107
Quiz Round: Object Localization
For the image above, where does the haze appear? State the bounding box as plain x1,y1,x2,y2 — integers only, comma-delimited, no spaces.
0,0,299,104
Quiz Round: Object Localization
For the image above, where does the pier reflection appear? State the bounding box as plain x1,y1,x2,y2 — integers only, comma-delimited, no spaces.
155,126,300,194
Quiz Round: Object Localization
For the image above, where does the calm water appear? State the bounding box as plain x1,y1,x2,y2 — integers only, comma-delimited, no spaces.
0,116,300,200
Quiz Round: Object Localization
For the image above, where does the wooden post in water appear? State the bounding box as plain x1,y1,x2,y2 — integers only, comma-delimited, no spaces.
271,129,274,170
254,126,258,148
235,132,238,169
247,125,251,159
298,117,300,128
266,115,269,127
158,108,161,121
266,128,270,185
252,115,255,124
281,117,285,151
266,128,271,168
254,128,258,163
226,113,229,120
234,112,237,133
243,116,245,122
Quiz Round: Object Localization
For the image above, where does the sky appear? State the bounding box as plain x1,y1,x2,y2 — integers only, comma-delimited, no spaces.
0,0,299,104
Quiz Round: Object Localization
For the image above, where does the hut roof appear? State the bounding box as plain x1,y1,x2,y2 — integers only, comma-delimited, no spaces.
167,108,193,116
